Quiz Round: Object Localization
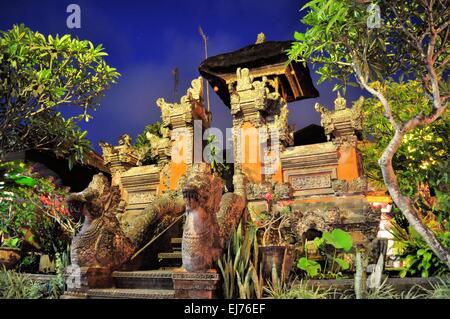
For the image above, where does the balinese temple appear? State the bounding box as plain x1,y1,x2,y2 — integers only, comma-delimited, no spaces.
62,35,391,299
99,34,392,254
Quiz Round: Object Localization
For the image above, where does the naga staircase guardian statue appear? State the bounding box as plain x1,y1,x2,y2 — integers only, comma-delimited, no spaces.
180,163,245,272
67,173,135,271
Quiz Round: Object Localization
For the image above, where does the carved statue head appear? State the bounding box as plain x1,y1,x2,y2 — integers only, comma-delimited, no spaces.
67,173,111,222
181,163,223,215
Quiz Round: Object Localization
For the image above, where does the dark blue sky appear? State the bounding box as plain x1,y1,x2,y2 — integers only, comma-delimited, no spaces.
0,0,366,152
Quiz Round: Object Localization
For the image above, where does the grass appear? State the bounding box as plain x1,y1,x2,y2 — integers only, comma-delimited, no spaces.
263,275,450,299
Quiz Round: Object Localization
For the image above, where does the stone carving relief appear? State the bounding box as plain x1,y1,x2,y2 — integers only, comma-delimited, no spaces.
332,177,368,195
270,103,294,147
118,133,132,148
245,182,293,201
146,130,170,161
236,67,254,92
290,173,332,191
186,77,203,101
274,182,293,200
295,211,332,237
246,182,273,201
232,168,248,198
99,141,114,166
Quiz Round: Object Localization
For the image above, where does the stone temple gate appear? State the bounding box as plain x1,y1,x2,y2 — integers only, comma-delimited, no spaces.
63,36,390,299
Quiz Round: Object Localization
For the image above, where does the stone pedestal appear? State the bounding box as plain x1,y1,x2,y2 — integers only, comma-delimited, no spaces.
62,266,112,298
172,271,221,299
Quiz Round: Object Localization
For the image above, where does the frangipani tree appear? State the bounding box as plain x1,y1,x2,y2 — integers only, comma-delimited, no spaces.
288,0,449,267
0,24,120,166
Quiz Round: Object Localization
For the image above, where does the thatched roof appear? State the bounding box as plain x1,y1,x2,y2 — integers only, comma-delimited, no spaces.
199,41,319,108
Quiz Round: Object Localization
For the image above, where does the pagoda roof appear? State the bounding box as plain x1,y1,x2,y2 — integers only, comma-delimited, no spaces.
198,40,319,108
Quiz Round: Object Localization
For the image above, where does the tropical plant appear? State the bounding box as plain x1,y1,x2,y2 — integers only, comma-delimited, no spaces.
415,276,450,299
134,121,163,165
0,161,79,260
0,24,120,166
217,222,263,299
205,134,230,178
390,214,449,278
361,82,449,213
296,228,353,279
0,252,67,299
253,193,294,246
347,276,401,299
0,267,43,299
265,277,332,299
0,161,38,249
1,237,21,248
288,0,449,268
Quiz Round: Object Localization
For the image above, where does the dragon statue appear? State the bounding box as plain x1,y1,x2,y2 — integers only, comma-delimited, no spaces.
67,173,135,271
180,163,245,272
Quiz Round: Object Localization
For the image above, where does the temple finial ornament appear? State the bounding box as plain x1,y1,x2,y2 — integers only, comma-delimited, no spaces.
236,68,253,91
256,32,266,44
156,76,209,131
118,133,132,147
187,77,203,101
334,91,347,110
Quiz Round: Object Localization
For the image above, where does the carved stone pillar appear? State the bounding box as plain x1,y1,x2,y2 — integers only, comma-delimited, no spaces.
315,93,365,183
100,135,160,213
228,68,292,186
156,77,211,192
100,134,139,187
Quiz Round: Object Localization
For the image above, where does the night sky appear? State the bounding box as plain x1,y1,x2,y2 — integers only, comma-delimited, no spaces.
0,0,367,153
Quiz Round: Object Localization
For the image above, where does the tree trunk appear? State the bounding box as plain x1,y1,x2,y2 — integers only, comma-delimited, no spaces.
379,130,450,269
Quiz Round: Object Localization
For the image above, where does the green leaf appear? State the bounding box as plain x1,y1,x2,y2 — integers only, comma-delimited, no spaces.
323,228,353,251
313,236,324,248
297,257,321,277
13,176,37,187
294,31,305,41
334,257,350,270
9,43,18,55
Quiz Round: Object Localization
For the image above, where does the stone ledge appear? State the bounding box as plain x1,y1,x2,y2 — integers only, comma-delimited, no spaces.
113,270,173,279
87,288,175,299
172,271,221,299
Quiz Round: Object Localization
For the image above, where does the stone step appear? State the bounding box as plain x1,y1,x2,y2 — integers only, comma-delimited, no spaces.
158,252,182,259
158,251,182,268
159,266,179,270
88,288,174,299
113,270,173,290
171,238,182,251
